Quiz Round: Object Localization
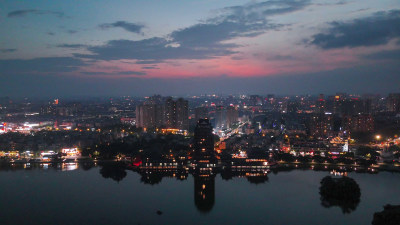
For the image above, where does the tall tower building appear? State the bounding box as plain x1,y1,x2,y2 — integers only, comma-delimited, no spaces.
215,106,225,129
165,97,176,128
136,100,164,130
387,93,400,113
164,97,189,130
226,106,238,129
194,119,214,160
176,98,189,130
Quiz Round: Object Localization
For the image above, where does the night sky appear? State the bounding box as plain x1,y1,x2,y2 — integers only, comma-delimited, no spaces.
1,0,399,97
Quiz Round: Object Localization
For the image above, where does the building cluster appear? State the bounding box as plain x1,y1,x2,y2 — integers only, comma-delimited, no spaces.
213,105,239,130
0,93,400,162
136,95,189,131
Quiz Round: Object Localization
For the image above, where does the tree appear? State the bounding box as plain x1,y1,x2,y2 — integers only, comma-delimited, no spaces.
372,205,400,225
99,162,127,182
319,176,361,214
388,145,400,152
356,146,379,159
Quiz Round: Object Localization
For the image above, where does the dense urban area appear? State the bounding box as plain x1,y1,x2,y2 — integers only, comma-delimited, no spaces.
1,93,400,223
1,93,399,167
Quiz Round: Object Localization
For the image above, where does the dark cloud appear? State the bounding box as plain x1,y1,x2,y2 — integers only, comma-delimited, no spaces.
0,49,17,53
142,66,159,70
100,21,145,33
231,55,244,60
135,60,164,64
77,0,310,61
0,57,85,74
218,0,310,19
47,32,55,36
8,9,64,18
313,1,348,7
67,30,78,34
363,49,400,61
79,37,238,61
310,10,400,49
352,8,370,13
57,44,87,49
80,72,109,75
81,71,146,76
268,54,295,60
118,71,146,76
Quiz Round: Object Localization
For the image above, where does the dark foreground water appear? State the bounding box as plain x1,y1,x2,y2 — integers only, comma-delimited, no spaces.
1,165,399,225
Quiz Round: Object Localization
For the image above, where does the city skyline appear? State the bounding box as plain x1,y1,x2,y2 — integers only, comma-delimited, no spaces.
1,0,400,97
2,2,400,224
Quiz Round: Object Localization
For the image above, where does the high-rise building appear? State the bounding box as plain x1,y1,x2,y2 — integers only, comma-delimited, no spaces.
193,119,214,160
165,97,176,128
147,95,163,105
226,106,238,129
195,107,208,122
387,93,400,113
164,97,189,130
215,106,224,129
135,104,145,128
136,96,189,131
136,103,164,129
176,98,189,130
343,114,374,133
308,114,333,138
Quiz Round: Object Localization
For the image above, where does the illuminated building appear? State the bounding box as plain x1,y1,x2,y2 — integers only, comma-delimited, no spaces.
193,119,215,161
343,114,374,133
175,98,189,131
41,151,58,161
308,114,333,138
215,106,239,130
136,96,188,130
165,97,176,128
40,104,56,115
135,103,164,129
265,94,275,108
250,95,263,106
195,107,208,122
287,100,299,114
165,97,189,130
160,128,187,136
316,94,325,113
120,117,135,126
215,105,224,129
0,123,6,133
386,93,400,113
61,148,81,157
57,107,73,116
341,98,365,115
226,106,238,129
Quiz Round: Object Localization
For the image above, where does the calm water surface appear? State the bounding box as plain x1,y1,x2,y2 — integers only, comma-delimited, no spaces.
1,165,399,225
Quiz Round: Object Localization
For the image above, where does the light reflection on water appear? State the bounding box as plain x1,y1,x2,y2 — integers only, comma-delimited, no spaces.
0,163,399,225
